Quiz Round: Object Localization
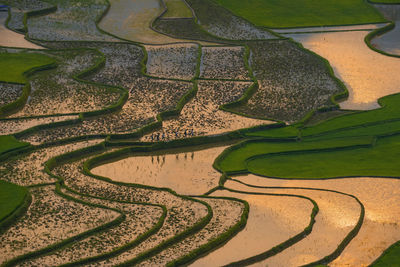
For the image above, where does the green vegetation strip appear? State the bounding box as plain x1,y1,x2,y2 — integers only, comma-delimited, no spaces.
301,94,400,137
213,0,386,28
214,136,373,174
371,240,400,266
0,180,28,223
0,135,30,155
247,134,400,179
0,52,55,84
0,51,56,116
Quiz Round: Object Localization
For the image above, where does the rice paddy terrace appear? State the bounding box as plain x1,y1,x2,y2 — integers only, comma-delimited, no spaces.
0,0,400,266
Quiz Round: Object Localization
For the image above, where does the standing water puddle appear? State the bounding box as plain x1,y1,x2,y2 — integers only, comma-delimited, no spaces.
92,143,232,195
285,29,400,110
371,4,400,56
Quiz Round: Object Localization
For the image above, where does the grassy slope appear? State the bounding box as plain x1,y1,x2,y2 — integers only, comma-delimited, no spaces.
0,180,27,222
301,94,400,137
216,136,372,173
0,135,30,155
247,134,400,178
245,125,299,138
217,92,400,175
213,0,385,28
164,0,192,18
371,241,400,266
0,52,55,83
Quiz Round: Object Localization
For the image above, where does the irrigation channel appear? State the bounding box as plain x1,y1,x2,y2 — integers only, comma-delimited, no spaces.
1,0,400,266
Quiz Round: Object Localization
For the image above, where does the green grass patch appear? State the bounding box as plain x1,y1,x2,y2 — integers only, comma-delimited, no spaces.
247,134,400,179
215,136,372,173
0,180,28,222
372,241,400,266
245,125,299,138
0,135,30,155
213,0,385,28
0,52,55,83
305,119,400,141
301,94,400,137
164,0,192,18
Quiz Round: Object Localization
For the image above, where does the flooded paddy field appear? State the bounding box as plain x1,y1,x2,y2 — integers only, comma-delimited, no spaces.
23,187,164,266
192,190,314,266
286,29,400,110
0,185,119,265
99,0,211,45
0,139,103,186
224,178,361,266
232,40,343,122
53,157,211,266
20,78,193,144
140,80,272,142
2,0,52,32
26,0,118,42
184,0,277,40
233,175,400,266
145,43,198,80
200,46,251,80
0,12,43,49
7,49,123,118
1,0,400,265
371,4,400,56
141,197,244,265
0,115,78,136
92,144,231,195
99,0,179,44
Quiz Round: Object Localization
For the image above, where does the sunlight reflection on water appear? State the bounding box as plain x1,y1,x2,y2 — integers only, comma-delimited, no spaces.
286,30,400,110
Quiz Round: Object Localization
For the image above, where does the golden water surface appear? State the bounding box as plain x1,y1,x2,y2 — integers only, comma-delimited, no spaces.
286,30,400,110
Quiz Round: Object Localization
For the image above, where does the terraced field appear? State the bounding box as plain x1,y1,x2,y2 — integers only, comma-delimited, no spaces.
1,0,400,266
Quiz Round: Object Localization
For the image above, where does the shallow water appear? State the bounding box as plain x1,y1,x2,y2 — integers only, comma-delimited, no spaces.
190,190,313,267
286,30,400,110
224,179,360,267
99,0,211,44
233,174,400,266
371,4,400,56
92,144,231,195
371,24,400,56
0,12,43,49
